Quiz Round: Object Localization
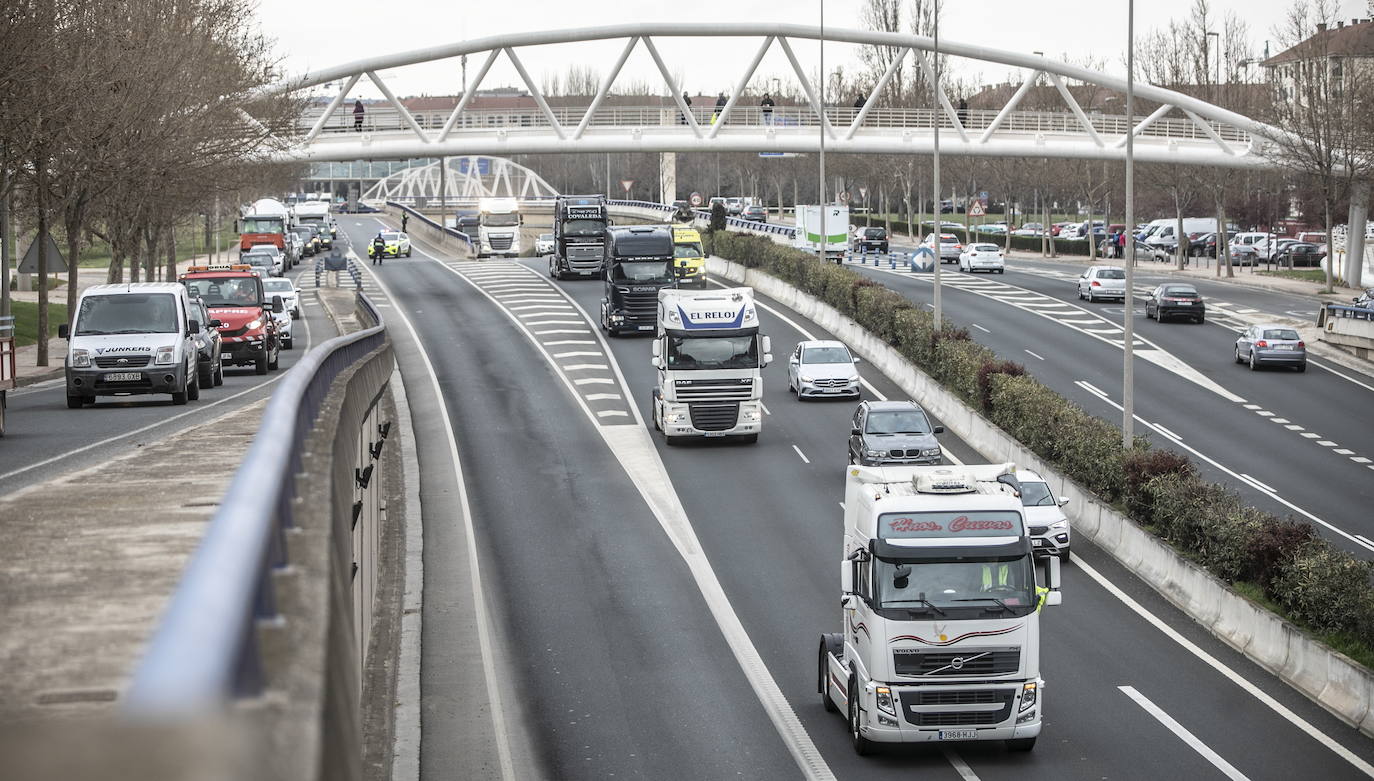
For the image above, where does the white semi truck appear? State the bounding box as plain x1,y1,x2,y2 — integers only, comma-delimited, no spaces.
793,204,850,263
649,287,771,444
819,463,1061,755
477,197,522,258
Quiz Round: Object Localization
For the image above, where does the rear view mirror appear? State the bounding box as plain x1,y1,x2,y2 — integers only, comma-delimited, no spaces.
850,427,862,437
933,425,945,434
58,324,70,339
272,295,284,313
188,320,201,334
853,356,862,364
1058,497,1071,507
211,319,223,329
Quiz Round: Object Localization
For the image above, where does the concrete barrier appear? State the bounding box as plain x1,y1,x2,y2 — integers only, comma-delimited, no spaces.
707,255,1374,736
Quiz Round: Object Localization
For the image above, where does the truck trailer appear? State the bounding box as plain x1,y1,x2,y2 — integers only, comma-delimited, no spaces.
793,204,850,263
819,463,1061,754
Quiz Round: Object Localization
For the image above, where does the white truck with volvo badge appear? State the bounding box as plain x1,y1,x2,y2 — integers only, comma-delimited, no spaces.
819,463,1061,755
650,287,771,444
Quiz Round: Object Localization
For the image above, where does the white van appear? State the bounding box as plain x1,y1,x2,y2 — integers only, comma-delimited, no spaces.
59,282,203,408
1141,217,1223,249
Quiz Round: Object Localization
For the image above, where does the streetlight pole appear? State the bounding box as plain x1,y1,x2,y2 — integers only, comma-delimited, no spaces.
1123,0,1137,449
817,0,827,269
932,0,942,332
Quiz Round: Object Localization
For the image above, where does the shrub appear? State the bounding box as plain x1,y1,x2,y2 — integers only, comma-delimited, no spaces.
1242,520,1316,591
1273,540,1374,637
976,360,1026,413
1122,449,1195,520
931,336,996,405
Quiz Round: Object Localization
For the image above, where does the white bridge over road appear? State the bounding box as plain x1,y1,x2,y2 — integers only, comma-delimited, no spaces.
259,23,1286,169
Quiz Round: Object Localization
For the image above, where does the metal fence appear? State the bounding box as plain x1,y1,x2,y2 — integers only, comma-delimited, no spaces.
125,295,390,713
386,200,474,250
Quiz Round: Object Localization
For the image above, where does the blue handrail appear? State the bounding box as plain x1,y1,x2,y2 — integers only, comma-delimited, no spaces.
125,295,388,714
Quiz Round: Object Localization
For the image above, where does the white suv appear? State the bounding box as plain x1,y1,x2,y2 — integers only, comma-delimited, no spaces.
1076,265,1127,302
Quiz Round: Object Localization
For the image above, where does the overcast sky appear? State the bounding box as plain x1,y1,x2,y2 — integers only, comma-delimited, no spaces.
257,0,1374,100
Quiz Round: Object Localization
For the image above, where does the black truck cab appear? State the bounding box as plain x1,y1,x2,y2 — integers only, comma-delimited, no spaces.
600,226,676,336
550,194,610,279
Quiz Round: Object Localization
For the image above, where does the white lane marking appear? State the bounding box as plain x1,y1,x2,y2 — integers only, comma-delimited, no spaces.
1153,424,1183,441
1236,308,1259,314
534,329,591,335
1077,379,1109,397
554,351,602,358
942,749,982,781
509,304,574,311
573,378,615,386
1244,404,1262,409
584,393,622,401
1284,424,1304,431
1074,559,1374,778
1118,686,1250,781
1334,448,1355,455
971,323,991,333
1354,457,1372,464
1358,535,1374,549
596,410,630,418
1317,440,1338,447
792,445,811,464
563,363,609,371
523,319,586,326
545,340,596,347
1301,432,1321,439
1270,418,1291,424
1024,349,1045,361
1255,410,1274,417
362,266,518,781
1309,359,1374,393
761,403,771,415
838,502,846,511
1240,473,1276,493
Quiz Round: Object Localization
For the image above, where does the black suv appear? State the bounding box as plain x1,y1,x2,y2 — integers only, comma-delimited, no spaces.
852,227,889,254
189,298,224,387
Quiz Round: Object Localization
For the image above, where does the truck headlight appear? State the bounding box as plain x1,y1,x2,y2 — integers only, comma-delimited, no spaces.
154,346,176,365
741,408,761,422
70,349,91,368
665,412,688,424
874,686,897,717
246,318,263,330
1018,682,1037,713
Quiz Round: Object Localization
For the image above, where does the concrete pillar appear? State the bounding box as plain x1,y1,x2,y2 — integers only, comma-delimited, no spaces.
1346,178,1368,289
659,152,677,205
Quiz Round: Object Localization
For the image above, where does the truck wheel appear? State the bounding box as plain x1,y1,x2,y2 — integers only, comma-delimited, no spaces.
199,365,214,388
848,676,874,756
1007,737,1037,752
818,635,842,713
67,394,85,409
255,353,269,375
187,371,200,401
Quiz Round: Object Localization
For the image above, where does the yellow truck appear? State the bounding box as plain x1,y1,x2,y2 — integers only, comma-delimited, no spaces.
672,227,707,287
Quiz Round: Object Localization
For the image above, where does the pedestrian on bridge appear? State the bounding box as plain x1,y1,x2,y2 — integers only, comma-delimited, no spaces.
712,92,726,125
353,99,365,132
852,93,866,123
760,93,775,125
680,92,692,124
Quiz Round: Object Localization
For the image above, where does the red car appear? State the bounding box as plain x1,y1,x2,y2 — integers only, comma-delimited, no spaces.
179,265,284,375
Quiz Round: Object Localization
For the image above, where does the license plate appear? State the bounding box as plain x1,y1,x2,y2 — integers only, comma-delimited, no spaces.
1177,301,1192,305
638,325,653,331
704,431,727,437
821,388,840,393
103,372,142,382
939,729,978,741
1273,344,1292,350
1032,538,1046,546
221,352,234,359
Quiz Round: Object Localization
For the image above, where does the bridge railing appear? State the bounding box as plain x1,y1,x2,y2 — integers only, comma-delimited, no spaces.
386,199,474,250
302,104,1251,144
125,294,392,715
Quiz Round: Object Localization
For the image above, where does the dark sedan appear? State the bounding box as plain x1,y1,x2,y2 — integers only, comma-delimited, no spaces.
1273,242,1324,267
1145,283,1206,323
852,227,889,254
1236,324,1307,371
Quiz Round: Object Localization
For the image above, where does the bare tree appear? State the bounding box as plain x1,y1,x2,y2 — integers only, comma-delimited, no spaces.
859,0,906,105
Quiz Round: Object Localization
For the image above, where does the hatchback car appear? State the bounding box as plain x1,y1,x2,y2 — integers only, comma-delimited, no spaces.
535,233,554,255
1274,242,1324,268
847,400,945,466
787,340,861,399
1017,470,1072,562
261,277,301,320
959,242,1005,273
923,232,963,263
852,227,888,254
1236,324,1306,371
1076,265,1127,302
741,204,767,222
1145,283,1205,323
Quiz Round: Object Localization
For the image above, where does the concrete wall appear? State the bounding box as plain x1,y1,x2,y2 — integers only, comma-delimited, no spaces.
708,255,1374,737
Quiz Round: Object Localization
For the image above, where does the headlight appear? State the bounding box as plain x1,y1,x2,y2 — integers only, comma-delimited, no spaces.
864,449,886,458
246,318,263,330
1049,520,1069,532
742,408,761,422
921,447,942,456
665,412,688,424
70,349,91,368
874,686,897,717
799,375,815,383
154,345,175,365
1018,682,1038,713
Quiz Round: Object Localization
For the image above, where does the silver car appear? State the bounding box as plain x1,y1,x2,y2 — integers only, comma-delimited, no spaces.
1076,265,1126,302
1235,323,1306,372
787,340,861,399
923,232,964,263
848,400,945,466
535,233,554,255
1017,470,1072,561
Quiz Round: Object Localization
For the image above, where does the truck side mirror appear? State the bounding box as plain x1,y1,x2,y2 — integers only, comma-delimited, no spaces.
1045,591,1063,607
188,320,201,335
850,427,862,437
1046,553,1062,594
840,560,853,595
762,335,771,354
762,353,772,367
58,324,70,339
651,357,664,369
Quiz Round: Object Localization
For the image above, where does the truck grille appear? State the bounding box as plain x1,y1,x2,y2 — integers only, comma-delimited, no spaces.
621,291,658,321
94,355,151,368
567,242,604,267
489,236,513,251
675,378,754,401
689,402,739,432
900,689,1014,727
893,648,1020,677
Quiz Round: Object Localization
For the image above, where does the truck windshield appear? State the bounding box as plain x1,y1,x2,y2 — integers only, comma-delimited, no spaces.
674,244,703,259
242,217,283,233
667,334,759,370
183,277,262,308
610,261,674,284
75,294,178,336
483,214,519,227
874,556,1036,614
561,219,604,235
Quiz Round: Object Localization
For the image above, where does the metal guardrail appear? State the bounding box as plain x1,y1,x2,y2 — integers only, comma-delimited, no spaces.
1324,303,1374,322
125,295,388,714
386,199,474,249
606,199,801,239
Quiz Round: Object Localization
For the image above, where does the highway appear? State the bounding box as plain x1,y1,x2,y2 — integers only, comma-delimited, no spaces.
340,214,1374,780
0,265,328,495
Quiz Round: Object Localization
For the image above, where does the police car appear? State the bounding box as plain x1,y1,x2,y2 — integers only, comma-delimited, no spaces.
368,231,412,259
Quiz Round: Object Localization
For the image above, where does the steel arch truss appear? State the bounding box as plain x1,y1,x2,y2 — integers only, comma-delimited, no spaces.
260,23,1285,169
360,156,560,202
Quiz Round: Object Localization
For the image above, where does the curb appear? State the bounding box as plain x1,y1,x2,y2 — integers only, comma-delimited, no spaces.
15,367,64,388
708,255,1374,738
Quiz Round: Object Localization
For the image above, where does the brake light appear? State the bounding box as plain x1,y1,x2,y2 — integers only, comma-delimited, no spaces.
1091,280,1101,287
1256,340,1268,347
1297,341,1305,348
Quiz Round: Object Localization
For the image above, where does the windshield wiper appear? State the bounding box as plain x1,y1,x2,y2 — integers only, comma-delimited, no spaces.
884,598,946,616
952,597,1015,612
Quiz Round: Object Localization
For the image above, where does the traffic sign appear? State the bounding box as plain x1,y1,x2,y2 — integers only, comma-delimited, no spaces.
689,192,703,207
859,187,869,201
967,201,986,217
620,179,635,194
18,232,67,274
838,191,851,204
979,190,989,204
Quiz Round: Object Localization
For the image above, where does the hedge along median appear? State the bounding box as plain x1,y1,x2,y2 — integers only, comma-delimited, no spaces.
706,229,1374,736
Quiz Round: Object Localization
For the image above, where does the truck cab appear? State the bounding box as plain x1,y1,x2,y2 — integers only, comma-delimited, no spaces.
179,265,284,376
820,464,1061,755
59,282,203,408
550,195,609,279
600,226,676,336
239,197,290,253
477,197,522,258
649,287,771,444
671,227,707,287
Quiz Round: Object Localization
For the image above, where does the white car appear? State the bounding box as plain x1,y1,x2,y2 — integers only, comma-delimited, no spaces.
535,233,554,255
786,339,861,399
959,242,1005,273
1017,470,1072,561
261,277,300,320
1077,265,1127,302
270,304,294,349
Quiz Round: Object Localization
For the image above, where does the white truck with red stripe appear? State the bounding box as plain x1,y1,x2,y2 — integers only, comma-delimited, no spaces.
818,463,1061,754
